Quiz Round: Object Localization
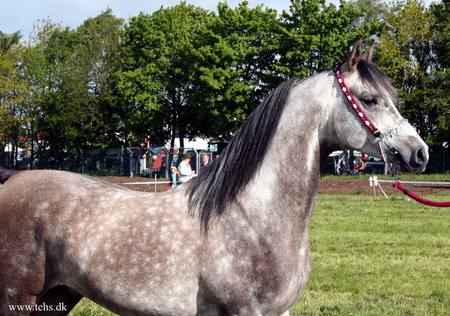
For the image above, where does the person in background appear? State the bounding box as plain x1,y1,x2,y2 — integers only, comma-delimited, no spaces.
170,147,180,187
357,153,368,173
201,154,210,167
178,154,196,184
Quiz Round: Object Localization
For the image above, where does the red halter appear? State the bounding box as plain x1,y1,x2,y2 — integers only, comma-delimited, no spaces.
333,62,381,138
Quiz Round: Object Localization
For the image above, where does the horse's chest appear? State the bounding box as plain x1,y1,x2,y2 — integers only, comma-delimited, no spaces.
203,241,311,315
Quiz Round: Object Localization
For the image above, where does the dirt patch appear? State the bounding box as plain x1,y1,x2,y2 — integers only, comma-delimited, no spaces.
100,176,449,195
318,178,448,195
100,176,172,193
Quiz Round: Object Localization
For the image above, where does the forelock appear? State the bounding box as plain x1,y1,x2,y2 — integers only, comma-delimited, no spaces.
357,59,398,102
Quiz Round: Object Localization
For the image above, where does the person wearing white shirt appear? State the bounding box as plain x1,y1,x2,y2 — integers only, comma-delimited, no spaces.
178,154,196,184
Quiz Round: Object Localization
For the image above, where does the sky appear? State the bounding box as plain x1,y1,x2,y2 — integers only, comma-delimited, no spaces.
0,0,435,39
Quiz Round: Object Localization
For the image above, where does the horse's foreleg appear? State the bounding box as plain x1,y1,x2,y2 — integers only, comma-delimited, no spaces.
0,289,38,316
280,311,290,316
0,217,46,315
31,285,83,316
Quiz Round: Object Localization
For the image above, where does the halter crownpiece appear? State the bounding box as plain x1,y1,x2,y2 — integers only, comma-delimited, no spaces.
333,62,381,137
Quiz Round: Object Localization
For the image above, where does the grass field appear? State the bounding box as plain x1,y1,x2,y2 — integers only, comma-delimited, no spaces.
323,173,450,181
71,192,450,316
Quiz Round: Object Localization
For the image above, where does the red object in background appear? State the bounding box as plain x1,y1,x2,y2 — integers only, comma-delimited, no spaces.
19,137,29,142
151,154,164,169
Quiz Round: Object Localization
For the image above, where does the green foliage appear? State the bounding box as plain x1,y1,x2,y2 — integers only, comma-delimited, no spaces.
0,31,21,52
70,9,124,147
429,0,450,145
192,1,282,137
377,0,449,146
277,0,380,78
118,3,212,146
19,11,124,166
350,0,388,23
431,0,450,69
0,31,30,163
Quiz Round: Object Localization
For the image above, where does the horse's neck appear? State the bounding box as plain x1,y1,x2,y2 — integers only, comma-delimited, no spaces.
237,72,336,232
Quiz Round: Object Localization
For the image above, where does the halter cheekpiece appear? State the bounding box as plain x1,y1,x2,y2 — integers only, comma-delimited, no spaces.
333,61,381,137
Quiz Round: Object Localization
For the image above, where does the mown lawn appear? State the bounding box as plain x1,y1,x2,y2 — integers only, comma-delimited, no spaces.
323,173,450,182
71,193,450,316
292,193,450,316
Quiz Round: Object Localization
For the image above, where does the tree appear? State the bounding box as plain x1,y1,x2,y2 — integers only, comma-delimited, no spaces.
22,22,80,168
119,3,213,147
431,0,450,69
22,11,124,169
377,0,448,146
71,9,124,149
429,0,450,146
277,0,379,78
0,31,30,168
350,0,387,23
190,1,283,138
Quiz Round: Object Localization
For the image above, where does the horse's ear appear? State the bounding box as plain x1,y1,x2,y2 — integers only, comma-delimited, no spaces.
343,39,363,73
362,44,374,63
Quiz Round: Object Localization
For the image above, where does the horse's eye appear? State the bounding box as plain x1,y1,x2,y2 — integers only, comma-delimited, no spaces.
360,97,378,106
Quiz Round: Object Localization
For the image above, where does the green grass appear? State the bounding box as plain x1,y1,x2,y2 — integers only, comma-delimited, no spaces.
323,173,450,181
70,193,450,316
71,300,114,316
292,194,450,316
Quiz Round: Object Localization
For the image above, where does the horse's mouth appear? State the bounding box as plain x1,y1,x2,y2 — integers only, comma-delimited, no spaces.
388,150,426,174
389,151,414,173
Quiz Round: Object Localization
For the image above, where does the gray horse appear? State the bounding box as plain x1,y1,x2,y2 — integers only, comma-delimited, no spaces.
0,41,428,316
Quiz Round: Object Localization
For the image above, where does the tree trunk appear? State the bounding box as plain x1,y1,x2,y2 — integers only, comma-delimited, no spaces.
170,127,175,149
30,138,34,170
179,129,185,150
58,149,63,170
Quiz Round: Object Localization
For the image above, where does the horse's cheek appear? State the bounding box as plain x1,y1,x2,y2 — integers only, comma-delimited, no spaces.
334,110,366,149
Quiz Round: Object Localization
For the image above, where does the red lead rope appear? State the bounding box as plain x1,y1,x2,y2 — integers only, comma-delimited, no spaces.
393,181,450,207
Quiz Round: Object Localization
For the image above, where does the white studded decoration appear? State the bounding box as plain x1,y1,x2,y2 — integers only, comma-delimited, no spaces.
334,61,380,138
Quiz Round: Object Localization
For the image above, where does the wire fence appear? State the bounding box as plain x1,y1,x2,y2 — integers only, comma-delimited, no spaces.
0,147,216,179
0,144,448,177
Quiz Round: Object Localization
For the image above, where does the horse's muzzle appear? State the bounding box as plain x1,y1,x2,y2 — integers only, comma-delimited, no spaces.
390,144,428,174
408,145,428,172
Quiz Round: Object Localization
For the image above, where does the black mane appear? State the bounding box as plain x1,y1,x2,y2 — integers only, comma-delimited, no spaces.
187,78,299,232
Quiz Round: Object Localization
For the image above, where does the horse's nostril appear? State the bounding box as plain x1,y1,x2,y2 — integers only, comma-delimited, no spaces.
416,147,426,164
410,146,427,170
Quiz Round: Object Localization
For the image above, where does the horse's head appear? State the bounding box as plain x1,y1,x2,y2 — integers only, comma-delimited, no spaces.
332,40,428,173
